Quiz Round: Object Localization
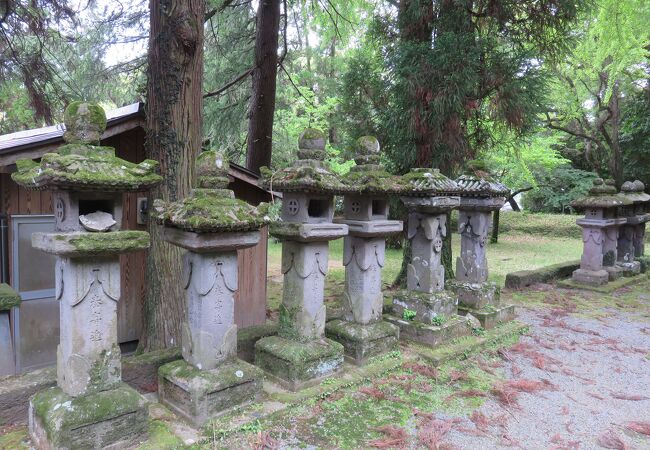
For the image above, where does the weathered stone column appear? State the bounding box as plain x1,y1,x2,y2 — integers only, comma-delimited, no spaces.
324,137,401,364
570,178,630,286
13,102,162,450
0,283,20,377
154,151,266,426
446,173,515,329
386,169,473,344
615,180,649,276
255,129,347,390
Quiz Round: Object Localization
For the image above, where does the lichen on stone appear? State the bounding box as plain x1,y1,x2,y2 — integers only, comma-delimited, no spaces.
401,168,460,197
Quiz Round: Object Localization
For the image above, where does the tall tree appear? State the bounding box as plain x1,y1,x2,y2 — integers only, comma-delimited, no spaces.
545,0,649,187
142,0,205,350
245,0,281,174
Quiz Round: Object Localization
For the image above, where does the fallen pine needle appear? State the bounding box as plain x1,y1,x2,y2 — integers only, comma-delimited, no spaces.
597,430,630,449
624,421,650,436
368,425,408,449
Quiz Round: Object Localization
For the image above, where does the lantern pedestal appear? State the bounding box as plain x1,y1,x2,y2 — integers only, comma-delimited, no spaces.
29,384,147,450
158,358,263,427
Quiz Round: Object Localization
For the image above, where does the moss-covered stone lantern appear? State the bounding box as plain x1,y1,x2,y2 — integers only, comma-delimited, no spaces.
12,101,162,449
616,180,650,275
255,129,347,390
153,150,267,426
446,171,515,329
569,178,631,286
0,283,20,377
386,168,471,345
324,136,401,364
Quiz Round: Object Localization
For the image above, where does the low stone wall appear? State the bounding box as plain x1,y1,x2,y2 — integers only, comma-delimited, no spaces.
0,324,278,427
504,260,580,289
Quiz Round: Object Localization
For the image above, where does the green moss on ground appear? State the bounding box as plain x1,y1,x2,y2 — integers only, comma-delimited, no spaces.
0,427,29,449
136,420,183,450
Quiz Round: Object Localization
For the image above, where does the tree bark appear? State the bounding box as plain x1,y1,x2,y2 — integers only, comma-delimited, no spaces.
142,0,204,351
246,0,281,174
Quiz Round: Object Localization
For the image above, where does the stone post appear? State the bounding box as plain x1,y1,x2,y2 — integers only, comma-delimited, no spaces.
324,137,401,364
616,180,650,275
0,283,20,377
446,173,516,329
154,151,266,426
387,169,473,344
255,129,347,390
13,102,162,450
570,178,630,286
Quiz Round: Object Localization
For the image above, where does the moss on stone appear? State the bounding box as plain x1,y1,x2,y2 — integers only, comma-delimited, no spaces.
0,283,21,310
67,231,150,253
31,383,146,445
154,188,267,233
259,163,345,194
12,150,162,192
339,166,405,195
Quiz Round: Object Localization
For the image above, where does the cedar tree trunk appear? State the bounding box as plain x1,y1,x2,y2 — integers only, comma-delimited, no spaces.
246,0,281,174
142,0,204,350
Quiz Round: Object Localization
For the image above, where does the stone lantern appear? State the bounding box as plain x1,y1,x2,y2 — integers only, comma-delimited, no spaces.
570,178,631,286
255,129,347,390
12,102,162,450
387,168,470,345
446,172,515,329
618,180,650,266
324,136,401,364
153,150,267,426
616,180,650,275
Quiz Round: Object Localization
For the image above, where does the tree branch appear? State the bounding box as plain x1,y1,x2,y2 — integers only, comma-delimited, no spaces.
203,68,253,99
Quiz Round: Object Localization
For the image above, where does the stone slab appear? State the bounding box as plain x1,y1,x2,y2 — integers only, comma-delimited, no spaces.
269,222,348,242
558,274,647,293
158,358,263,427
334,218,403,237
504,260,580,289
254,336,344,391
162,227,260,252
324,319,399,365
391,290,458,323
571,268,609,286
605,265,624,281
32,231,149,256
384,314,472,347
446,280,500,310
457,304,516,330
236,323,279,363
29,383,148,450
410,320,529,366
458,196,505,211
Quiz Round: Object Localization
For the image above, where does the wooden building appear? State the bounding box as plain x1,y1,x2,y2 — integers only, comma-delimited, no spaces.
0,103,272,375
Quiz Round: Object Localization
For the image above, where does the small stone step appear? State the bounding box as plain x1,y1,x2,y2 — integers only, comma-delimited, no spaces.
384,314,472,347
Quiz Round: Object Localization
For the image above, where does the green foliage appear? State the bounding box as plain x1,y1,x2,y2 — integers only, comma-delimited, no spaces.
523,165,597,213
431,315,446,327
402,309,417,321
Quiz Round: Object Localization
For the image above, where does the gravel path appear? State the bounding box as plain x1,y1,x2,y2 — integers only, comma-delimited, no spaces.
444,304,650,450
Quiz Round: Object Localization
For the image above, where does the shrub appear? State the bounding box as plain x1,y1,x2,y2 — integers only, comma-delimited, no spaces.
523,165,597,214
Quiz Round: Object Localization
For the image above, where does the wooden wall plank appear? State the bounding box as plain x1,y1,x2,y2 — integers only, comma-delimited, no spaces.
235,226,268,328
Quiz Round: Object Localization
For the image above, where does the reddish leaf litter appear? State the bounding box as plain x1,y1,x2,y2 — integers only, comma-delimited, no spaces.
441,298,650,449
252,431,279,450
368,425,408,449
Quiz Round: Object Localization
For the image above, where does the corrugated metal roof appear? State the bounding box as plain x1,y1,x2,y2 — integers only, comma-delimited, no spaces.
0,103,141,152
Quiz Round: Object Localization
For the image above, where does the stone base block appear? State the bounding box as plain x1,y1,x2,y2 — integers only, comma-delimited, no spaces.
158,358,262,426
571,268,609,286
605,265,624,281
446,280,499,310
254,336,344,391
384,314,471,347
325,320,399,365
457,304,516,330
616,261,641,277
29,383,147,450
391,290,458,323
